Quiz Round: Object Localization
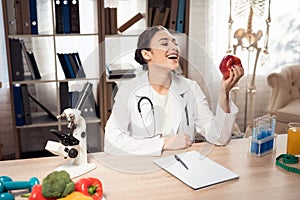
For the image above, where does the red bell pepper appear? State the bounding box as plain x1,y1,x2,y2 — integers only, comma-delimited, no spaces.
21,184,56,200
75,178,103,200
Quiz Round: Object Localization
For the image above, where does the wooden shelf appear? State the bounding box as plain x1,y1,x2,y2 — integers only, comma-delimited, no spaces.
16,112,58,128
2,0,103,158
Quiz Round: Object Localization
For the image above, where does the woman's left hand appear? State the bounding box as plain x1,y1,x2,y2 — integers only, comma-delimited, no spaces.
222,65,244,95
218,65,244,113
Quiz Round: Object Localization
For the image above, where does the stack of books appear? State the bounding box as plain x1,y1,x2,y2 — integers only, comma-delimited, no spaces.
106,64,136,79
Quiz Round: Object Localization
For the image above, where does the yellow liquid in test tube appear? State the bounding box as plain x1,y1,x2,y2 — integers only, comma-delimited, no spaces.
287,123,300,156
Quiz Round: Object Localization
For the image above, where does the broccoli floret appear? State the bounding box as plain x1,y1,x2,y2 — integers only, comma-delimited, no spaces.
42,170,75,198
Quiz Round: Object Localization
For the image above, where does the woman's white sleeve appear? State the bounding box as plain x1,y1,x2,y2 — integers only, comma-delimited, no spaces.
193,82,238,145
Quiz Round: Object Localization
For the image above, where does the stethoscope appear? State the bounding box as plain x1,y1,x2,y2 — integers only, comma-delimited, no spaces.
137,94,192,139
137,96,159,138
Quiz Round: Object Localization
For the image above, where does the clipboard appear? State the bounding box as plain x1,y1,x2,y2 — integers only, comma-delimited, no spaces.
153,151,239,189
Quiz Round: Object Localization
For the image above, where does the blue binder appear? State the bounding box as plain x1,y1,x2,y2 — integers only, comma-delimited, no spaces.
176,0,185,33
13,85,25,126
63,53,75,78
67,53,79,77
72,52,86,78
29,0,38,34
57,53,71,78
62,0,71,33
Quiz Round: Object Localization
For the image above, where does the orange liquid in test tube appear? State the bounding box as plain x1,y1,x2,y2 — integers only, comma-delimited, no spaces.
287,122,300,156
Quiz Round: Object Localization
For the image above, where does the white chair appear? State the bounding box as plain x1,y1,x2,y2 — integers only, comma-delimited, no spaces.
267,64,300,133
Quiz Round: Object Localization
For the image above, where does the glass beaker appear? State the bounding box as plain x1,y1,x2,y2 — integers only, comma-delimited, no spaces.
287,122,300,155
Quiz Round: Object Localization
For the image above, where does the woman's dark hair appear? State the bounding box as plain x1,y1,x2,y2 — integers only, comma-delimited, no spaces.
134,26,168,68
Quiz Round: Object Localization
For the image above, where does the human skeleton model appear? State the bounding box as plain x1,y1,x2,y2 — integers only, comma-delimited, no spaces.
227,0,271,136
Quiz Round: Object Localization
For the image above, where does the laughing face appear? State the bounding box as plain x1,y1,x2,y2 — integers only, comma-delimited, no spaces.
143,30,180,71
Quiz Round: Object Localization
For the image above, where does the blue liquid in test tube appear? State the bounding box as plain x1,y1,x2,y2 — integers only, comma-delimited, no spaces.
267,128,272,151
261,129,267,154
251,127,257,154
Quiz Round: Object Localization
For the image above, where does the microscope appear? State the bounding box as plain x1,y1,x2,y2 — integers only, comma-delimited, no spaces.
45,82,96,178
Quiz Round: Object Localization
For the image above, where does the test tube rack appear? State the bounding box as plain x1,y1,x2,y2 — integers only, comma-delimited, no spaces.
250,115,277,157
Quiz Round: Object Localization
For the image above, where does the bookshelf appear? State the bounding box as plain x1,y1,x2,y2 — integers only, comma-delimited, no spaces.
2,0,106,158
2,0,190,158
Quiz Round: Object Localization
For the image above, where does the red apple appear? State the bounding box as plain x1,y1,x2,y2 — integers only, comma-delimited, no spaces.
219,55,243,79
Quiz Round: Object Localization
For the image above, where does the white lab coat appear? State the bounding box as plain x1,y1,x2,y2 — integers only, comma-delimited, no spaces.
104,71,238,156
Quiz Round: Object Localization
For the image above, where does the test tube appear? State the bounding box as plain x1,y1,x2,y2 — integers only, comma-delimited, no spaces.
260,116,268,154
262,116,267,139
266,115,272,151
251,127,258,154
256,117,262,140
271,116,276,135
270,116,276,149
251,118,258,154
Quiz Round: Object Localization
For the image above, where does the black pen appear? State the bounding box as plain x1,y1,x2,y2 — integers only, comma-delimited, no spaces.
174,154,189,170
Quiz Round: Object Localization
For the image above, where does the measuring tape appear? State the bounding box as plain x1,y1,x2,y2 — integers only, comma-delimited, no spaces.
276,154,300,174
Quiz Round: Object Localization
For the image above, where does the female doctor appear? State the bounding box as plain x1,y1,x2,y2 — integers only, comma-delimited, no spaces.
104,26,244,156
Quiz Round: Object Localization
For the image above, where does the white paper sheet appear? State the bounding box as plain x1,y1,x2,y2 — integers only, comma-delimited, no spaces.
153,151,239,189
